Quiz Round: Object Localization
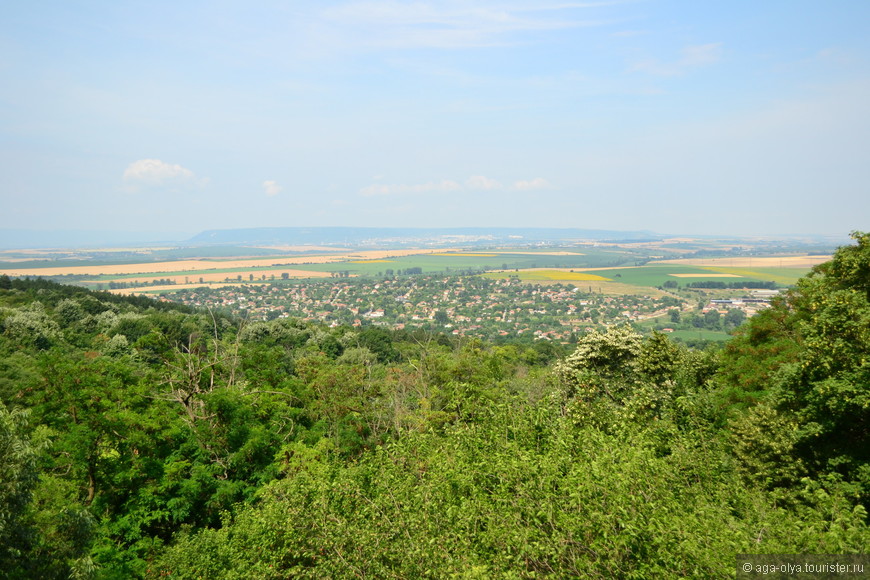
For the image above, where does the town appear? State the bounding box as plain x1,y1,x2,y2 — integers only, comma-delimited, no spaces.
164,274,771,344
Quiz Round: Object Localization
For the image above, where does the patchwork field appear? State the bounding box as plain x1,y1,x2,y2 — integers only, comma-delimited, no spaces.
0,242,832,296
0,249,460,277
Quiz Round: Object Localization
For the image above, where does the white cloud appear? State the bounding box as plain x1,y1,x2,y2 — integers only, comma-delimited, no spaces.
513,177,551,190
360,180,462,196
631,43,723,76
465,175,503,190
122,159,195,184
263,180,282,196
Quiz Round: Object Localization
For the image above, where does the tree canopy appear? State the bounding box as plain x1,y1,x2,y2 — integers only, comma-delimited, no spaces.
0,240,868,578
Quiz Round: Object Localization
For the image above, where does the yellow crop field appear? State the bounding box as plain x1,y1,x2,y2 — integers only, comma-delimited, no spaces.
485,270,610,281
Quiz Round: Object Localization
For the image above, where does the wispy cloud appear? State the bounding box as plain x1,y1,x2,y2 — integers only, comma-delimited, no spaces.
320,2,611,50
465,175,503,190
123,159,195,184
514,177,552,190
611,29,647,38
631,43,723,76
263,180,282,196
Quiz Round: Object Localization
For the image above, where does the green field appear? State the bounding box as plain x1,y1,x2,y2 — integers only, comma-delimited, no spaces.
82,258,808,292
587,265,707,287
286,249,643,276
5,242,819,294
587,265,807,288
701,266,810,286
667,329,732,342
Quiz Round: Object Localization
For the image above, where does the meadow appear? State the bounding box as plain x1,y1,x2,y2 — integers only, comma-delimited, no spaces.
666,329,733,342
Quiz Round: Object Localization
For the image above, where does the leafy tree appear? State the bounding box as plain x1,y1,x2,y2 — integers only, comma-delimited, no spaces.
723,308,746,329
150,398,870,579
636,331,683,385
722,231,870,499
0,403,40,563
554,325,642,380
2,302,61,349
356,327,400,363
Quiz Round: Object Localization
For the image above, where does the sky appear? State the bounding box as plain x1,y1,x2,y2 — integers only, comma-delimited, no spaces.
2,0,869,238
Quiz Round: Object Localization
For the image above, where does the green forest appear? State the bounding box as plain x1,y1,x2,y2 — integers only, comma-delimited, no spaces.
1,233,868,579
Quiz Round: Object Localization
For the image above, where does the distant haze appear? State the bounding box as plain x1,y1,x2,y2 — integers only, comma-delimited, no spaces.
2,2,869,237
0,227,850,251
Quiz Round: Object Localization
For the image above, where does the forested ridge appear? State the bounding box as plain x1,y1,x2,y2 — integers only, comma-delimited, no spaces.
1,233,869,579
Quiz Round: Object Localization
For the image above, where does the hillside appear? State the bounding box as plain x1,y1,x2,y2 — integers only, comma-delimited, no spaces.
0,232,868,578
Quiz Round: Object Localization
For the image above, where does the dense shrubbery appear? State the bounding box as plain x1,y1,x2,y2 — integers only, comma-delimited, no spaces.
1,234,869,578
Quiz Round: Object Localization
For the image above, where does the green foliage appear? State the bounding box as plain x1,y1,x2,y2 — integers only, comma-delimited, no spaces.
722,231,870,500
636,331,682,385
2,302,62,349
151,402,869,579
555,325,642,379
0,402,96,579
2,248,869,579
0,402,40,559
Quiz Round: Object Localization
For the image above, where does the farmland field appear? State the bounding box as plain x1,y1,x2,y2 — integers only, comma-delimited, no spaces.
666,329,733,342
0,241,831,296
0,248,461,277
582,265,727,287
700,266,809,286
650,255,828,268
482,270,610,281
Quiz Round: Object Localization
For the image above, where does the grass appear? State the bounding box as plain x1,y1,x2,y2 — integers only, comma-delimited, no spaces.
667,329,732,342
482,270,610,281
588,266,724,287
588,264,807,289
701,267,811,286
284,250,639,276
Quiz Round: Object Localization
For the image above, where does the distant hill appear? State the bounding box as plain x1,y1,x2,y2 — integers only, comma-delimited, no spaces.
186,227,661,246
0,229,190,249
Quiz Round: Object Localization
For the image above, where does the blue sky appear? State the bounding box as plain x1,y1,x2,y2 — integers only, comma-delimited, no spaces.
2,1,869,238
